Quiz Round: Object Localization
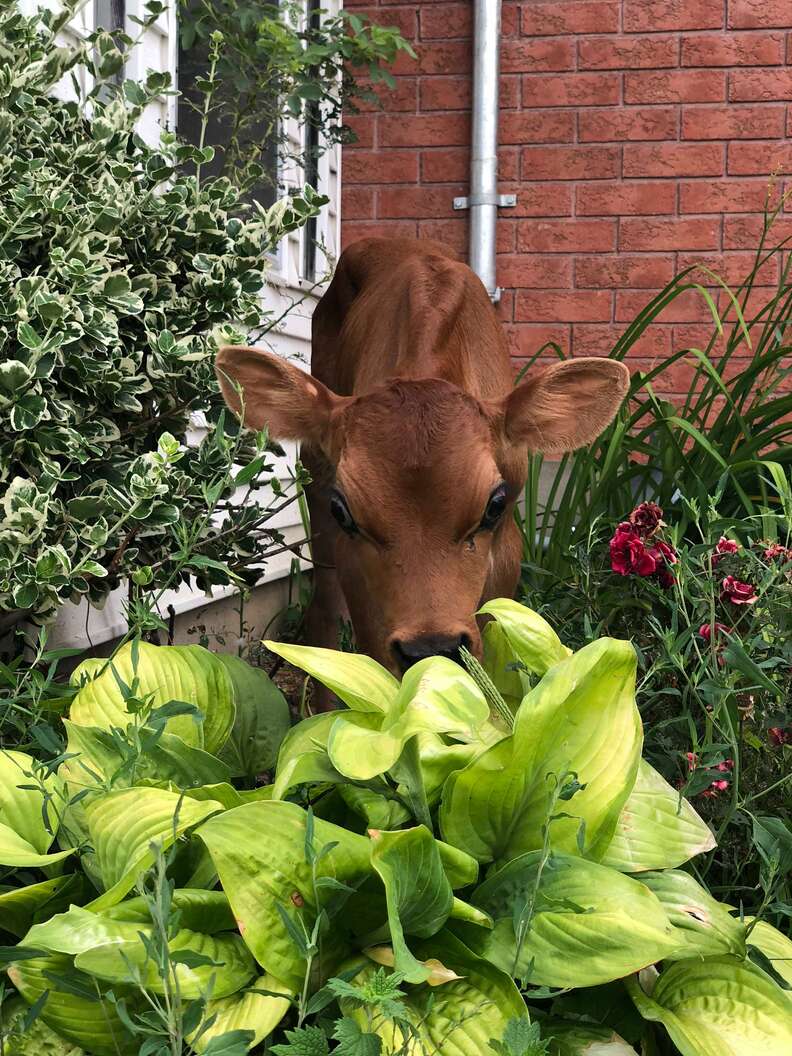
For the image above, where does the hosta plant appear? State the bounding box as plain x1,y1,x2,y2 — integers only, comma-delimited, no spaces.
1,601,791,1055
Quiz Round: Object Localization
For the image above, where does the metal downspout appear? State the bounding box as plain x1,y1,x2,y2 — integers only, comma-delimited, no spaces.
454,0,515,301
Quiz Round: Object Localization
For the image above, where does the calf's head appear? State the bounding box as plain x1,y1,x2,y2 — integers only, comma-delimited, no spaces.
216,347,629,673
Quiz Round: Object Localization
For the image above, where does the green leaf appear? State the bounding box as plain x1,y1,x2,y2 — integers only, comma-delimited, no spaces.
467,852,676,987
85,787,225,909
440,638,642,863
197,800,372,990
625,956,792,1056
638,870,745,959
369,826,454,982
328,657,491,781
263,640,399,713
0,874,87,938
744,917,792,989
216,653,291,778
271,1025,329,1056
478,600,571,677
189,973,292,1053
490,1016,550,1056
333,1017,382,1056
600,760,716,872
540,1020,638,1055
0,750,72,867
7,951,138,1055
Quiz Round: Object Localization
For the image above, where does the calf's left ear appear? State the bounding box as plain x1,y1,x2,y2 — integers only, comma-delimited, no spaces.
501,358,630,453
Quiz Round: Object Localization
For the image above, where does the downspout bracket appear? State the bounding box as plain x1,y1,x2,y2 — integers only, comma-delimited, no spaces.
453,193,517,210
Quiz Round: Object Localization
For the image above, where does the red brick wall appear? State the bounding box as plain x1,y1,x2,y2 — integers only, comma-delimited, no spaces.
341,0,792,393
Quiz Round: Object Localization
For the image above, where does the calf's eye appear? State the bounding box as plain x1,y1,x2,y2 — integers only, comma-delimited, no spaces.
330,490,358,536
480,482,508,531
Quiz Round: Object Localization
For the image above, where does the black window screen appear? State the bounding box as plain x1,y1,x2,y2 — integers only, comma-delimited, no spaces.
302,0,321,281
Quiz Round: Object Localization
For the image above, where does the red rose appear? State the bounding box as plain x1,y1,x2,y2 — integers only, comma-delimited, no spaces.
609,522,676,586
628,501,665,538
721,576,758,606
769,727,790,746
764,543,792,564
698,622,731,642
712,536,740,566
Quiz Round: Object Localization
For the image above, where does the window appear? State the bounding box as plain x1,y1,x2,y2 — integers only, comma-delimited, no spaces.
301,0,321,281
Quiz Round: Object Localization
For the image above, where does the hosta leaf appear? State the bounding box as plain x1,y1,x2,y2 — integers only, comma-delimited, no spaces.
85,787,225,909
369,826,454,982
600,761,715,872
626,956,792,1056
197,800,372,990
216,653,291,778
103,888,237,933
744,917,792,988
0,750,72,867
75,928,256,998
0,996,86,1056
69,641,235,753
0,874,87,938
264,640,399,713
541,1020,639,1055
478,600,571,676
466,852,676,987
638,870,746,959
440,639,641,864
24,904,143,955
7,951,138,1056
328,658,490,781
338,785,413,831
481,620,529,712
190,974,292,1052
344,932,525,1056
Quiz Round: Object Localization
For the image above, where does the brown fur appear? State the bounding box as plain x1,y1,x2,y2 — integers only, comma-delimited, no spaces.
216,238,629,683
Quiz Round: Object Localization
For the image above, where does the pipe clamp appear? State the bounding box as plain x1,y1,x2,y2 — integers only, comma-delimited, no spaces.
453,193,517,210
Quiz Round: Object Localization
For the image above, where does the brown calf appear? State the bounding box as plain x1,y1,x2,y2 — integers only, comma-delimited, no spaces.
216,238,629,676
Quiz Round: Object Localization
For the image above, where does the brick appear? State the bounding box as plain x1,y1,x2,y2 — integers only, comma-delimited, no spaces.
521,1,619,36
378,112,468,147
517,219,617,253
624,142,724,178
341,186,375,219
342,221,418,248
728,0,792,29
504,325,571,359
344,115,375,149
579,35,678,70
344,150,418,184
579,107,677,142
515,290,613,323
723,213,792,248
616,288,714,323
577,181,677,215
496,254,574,288
625,70,725,104
420,3,470,38
354,77,417,113
576,255,676,289
354,5,417,38
496,289,515,324
502,38,576,73
682,104,785,139
623,0,724,32
409,41,470,75
680,178,785,212
420,74,518,110
416,218,515,255
523,72,620,107
730,69,792,102
682,32,784,67
573,323,673,358
499,110,576,144
420,147,518,183
521,145,620,181
500,182,574,216
677,251,779,286
728,140,792,175
619,217,722,251
378,185,465,218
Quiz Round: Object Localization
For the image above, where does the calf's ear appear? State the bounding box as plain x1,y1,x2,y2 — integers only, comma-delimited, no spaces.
215,345,346,449
502,358,630,453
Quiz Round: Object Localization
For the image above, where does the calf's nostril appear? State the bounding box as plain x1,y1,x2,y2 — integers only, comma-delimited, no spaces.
391,633,471,673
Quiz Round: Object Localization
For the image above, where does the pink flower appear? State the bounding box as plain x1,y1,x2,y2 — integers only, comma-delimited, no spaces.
769,727,790,746
712,536,740,566
764,543,792,564
698,622,731,642
609,523,677,587
716,759,734,772
721,576,758,606
685,751,698,771
628,502,665,538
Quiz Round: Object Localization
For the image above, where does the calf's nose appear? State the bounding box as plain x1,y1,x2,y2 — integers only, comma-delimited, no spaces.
391,632,472,673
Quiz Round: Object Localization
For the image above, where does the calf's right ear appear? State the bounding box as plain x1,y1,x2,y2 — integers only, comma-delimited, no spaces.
215,345,347,449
